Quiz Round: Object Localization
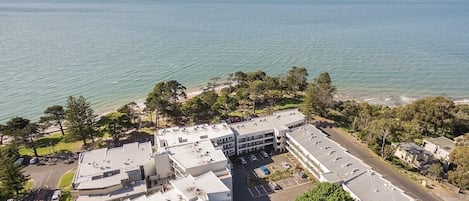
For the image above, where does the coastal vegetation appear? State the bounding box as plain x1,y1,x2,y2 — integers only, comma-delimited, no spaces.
1,67,469,194
0,145,29,200
332,97,469,189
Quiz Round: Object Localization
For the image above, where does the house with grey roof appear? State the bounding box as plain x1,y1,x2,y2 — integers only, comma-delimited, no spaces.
422,136,456,162
393,142,433,169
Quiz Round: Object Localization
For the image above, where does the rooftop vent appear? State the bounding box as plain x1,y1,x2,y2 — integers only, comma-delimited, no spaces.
334,157,341,162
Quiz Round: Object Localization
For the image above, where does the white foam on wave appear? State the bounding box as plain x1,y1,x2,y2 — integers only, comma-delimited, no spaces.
454,99,469,105
399,96,417,104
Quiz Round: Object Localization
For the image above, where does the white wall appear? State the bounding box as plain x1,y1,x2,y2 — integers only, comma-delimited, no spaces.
154,152,172,179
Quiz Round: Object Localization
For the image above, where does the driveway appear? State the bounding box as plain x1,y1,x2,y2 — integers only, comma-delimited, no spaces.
23,159,77,189
320,126,442,201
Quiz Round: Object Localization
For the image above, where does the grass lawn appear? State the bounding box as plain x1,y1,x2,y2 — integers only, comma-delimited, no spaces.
24,180,33,192
19,132,85,157
58,167,76,190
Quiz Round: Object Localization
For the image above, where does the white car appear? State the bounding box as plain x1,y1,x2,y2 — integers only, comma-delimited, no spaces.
250,154,258,161
261,151,269,158
29,157,38,164
51,190,61,201
282,162,291,169
240,157,247,165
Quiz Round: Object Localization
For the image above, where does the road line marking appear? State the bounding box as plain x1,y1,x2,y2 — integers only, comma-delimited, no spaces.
247,187,255,197
44,170,52,188
260,185,267,194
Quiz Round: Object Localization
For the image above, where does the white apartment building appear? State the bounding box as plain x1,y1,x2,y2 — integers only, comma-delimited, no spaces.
230,109,305,155
153,140,233,195
132,171,231,201
287,125,415,201
72,142,155,201
155,123,236,156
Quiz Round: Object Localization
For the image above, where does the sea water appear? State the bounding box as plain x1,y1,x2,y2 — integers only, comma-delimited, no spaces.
1,0,468,123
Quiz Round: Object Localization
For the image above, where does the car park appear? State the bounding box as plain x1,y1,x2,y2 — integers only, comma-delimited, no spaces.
260,165,270,175
282,162,291,169
240,157,247,165
250,154,258,161
261,151,269,158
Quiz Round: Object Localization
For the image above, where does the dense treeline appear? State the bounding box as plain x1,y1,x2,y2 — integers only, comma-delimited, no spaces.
145,67,310,126
332,96,469,189
333,97,469,158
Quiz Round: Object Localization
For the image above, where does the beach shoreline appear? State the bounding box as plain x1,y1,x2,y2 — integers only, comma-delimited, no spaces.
94,81,469,120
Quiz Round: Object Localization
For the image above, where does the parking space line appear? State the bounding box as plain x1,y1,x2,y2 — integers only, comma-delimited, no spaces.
292,178,299,185
255,186,262,195
247,187,256,197
259,185,267,194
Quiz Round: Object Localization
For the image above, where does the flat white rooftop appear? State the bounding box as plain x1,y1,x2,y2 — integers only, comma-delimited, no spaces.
132,171,229,201
76,180,147,201
156,123,233,147
74,142,153,189
230,109,305,136
288,125,414,201
161,140,227,170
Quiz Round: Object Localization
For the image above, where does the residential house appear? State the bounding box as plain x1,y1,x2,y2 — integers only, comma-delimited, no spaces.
393,142,433,169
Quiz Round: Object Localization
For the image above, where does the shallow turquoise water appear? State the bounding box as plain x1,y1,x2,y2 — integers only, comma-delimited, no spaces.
1,0,468,123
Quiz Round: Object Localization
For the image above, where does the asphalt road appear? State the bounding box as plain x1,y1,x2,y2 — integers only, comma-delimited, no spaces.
23,159,77,190
321,127,442,201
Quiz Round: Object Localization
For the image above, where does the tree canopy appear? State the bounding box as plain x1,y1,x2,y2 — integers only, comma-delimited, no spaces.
40,105,66,136
295,182,353,201
65,96,97,146
448,146,469,189
146,80,187,127
303,72,336,118
0,145,29,198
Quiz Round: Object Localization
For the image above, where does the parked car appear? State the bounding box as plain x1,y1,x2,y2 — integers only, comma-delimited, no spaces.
29,157,38,164
14,158,24,166
269,181,282,190
261,151,269,158
51,190,61,201
249,154,258,161
260,165,270,175
240,157,247,165
282,162,291,169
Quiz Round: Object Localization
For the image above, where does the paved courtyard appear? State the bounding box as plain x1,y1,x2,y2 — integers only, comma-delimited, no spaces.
232,152,314,201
